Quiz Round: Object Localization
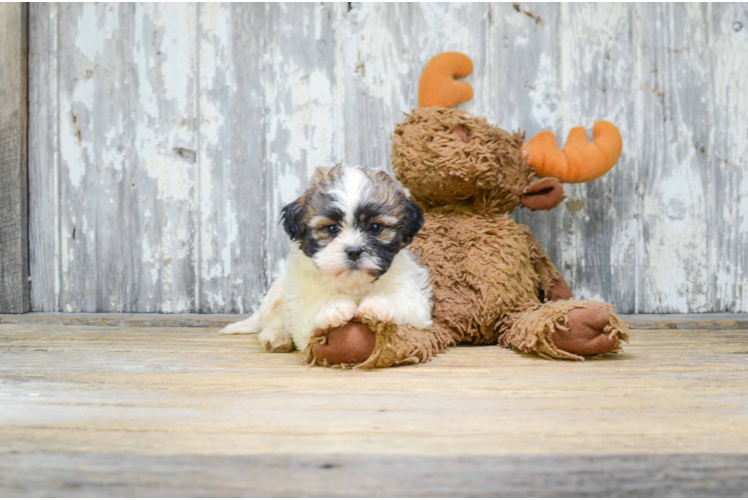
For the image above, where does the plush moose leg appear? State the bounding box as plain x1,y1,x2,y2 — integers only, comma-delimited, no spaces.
499,300,629,361
306,321,452,369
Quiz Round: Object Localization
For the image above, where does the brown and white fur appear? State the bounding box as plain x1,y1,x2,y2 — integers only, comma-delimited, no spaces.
220,164,432,353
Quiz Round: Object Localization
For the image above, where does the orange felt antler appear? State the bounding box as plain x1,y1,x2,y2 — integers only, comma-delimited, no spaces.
522,121,623,183
418,52,474,108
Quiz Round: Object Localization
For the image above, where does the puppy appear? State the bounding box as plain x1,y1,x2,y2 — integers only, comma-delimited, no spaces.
220,164,433,354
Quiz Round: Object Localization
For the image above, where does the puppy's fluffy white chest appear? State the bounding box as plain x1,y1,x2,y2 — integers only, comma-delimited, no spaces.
280,245,432,350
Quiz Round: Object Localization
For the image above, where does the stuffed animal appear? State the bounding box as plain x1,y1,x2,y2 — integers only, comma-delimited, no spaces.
308,52,628,368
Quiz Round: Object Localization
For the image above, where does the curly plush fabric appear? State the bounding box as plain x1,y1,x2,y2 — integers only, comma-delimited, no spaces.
392,108,534,213
411,211,564,345
357,322,454,369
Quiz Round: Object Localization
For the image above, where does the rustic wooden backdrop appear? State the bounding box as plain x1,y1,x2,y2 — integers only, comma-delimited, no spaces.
27,3,748,314
0,3,29,313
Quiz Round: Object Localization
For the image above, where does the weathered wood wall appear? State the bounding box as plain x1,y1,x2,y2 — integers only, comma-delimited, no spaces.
0,3,29,313
27,3,748,314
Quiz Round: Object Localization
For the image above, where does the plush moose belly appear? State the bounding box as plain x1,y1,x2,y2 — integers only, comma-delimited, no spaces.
411,211,542,344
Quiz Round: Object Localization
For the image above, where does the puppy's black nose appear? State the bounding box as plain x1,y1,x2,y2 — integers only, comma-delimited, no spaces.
346,247,363,261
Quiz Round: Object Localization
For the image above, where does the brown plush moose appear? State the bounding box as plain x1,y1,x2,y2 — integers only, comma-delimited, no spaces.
308,52,629,368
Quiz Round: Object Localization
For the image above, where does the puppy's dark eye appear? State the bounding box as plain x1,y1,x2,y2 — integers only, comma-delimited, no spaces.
325,225,340,236
368,223,383,234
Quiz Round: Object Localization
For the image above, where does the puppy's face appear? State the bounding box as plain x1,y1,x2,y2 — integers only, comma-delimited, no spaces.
281,165,424,282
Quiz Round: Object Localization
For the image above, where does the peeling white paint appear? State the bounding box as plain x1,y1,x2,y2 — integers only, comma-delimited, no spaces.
221,198,238,278
530,53,560,129
276,171,302,207
75,4,118,63
144,153,193,201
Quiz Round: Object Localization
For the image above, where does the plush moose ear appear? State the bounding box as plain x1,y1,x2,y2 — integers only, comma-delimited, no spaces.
401,200,425,246
519,178,564,211
280,196,307,240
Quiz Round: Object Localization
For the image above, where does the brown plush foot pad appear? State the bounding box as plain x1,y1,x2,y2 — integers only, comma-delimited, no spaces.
551,304,618,356
312,322,376,366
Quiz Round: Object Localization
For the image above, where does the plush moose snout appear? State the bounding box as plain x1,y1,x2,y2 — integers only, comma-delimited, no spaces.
519,178,564,211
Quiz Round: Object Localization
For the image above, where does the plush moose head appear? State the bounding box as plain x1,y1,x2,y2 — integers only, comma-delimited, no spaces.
392,52,623,214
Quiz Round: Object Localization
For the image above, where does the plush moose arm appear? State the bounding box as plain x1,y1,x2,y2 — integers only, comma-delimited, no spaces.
529,240,574,302
306,321,452,369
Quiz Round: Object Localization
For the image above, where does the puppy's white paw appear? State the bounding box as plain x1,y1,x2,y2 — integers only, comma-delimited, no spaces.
314,301,358,330
357,298,396,325
258,328,294,353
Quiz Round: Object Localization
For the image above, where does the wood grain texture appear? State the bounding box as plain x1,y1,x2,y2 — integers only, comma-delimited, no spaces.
26,3,748,313
52,4,199,313
2,453,748,497
0,323,747,495
0,3,29,314
197,3,266,314
5,312,748,330
0,324,746,457
56,4,127,312
129,4,199,313
638,4,713,314
711,4,748,313
28,4,59,313
555,4,637,312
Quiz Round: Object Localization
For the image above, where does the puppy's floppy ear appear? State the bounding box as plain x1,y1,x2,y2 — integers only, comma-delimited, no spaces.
401,199,424,246
281,196,307,240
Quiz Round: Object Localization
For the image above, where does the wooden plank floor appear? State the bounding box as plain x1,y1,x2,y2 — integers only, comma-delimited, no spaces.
1,319,748,496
